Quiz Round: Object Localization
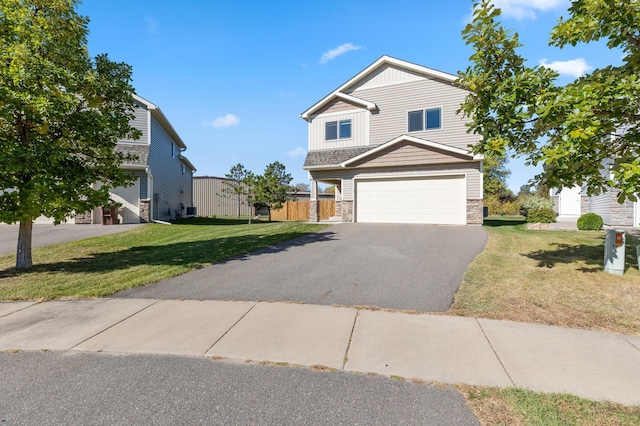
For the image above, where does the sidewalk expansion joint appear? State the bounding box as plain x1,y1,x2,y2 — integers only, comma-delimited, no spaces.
623,336,640,352
203,301,258,355
342,310,360,370
70,299,162,350
476,318,515,387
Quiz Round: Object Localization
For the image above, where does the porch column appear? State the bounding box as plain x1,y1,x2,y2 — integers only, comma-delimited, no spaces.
309,179,319,222
334,182,342,218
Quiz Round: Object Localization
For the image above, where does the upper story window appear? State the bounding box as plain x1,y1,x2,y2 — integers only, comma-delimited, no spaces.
408,107,442,132
171,143,176,158
325,119,351,140
181,164,186,175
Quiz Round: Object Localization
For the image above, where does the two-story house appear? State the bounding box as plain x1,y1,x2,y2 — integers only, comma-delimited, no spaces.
69,94,196,225
302,56,483,225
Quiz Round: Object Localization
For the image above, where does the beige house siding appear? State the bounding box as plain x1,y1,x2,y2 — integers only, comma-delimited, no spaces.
352,78,479,149
308,110,370,151
315,99,365,115
310,162,482,201
344,64,423,92
348,141,474,168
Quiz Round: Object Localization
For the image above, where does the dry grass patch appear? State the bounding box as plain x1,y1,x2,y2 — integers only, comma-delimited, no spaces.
457,385,640,426
449,217,640,335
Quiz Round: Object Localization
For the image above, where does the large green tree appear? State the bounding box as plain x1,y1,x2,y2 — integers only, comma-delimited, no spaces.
253,161,295,222
0,0,139,269
458,0,640,202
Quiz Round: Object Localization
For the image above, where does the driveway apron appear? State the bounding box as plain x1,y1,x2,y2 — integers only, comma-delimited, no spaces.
115,223,488,312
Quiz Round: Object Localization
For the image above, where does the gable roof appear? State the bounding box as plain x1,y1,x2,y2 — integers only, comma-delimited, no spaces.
301,55,459,121
340,135,482,167
133,94,187,149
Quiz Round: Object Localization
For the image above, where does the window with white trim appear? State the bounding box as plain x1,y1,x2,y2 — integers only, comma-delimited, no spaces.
171,143,176,158
325,119,351,140
408,107,442,132
181,164,186,175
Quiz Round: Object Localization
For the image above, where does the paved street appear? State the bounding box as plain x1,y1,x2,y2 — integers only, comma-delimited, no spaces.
0,351,478,425
0,223,142,255
116,223,488,312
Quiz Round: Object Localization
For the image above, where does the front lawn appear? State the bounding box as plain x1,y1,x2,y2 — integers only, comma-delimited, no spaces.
0,218,327,300
449,217,640,335
457,385,640,425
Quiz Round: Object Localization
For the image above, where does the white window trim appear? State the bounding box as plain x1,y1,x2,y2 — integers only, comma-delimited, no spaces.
325,119,353,141
407,106,444,132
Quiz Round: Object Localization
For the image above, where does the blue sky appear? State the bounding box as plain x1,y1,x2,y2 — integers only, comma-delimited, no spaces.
78,0,622,192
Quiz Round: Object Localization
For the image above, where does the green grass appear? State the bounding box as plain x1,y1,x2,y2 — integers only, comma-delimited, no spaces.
449,216,640,335
457,385,640,425
0,218,328,300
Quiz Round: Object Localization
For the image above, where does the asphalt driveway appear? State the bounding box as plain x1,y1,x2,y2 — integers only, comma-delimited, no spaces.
0,224,142,255
116,223,487,312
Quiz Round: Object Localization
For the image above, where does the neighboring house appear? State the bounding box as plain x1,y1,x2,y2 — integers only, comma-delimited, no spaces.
36,94,196,224
552,181,639,228
301,55,483,225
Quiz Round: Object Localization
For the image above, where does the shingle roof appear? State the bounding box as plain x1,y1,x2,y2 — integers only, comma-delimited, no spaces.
303,147,374,168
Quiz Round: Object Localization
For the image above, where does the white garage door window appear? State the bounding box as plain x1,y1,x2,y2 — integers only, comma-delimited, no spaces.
110,180,140,224
356,176,466,225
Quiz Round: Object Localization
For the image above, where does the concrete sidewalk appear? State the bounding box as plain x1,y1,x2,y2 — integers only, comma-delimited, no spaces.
1,299,639,406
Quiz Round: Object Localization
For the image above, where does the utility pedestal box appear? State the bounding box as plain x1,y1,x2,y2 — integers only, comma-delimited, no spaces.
604,229,625,275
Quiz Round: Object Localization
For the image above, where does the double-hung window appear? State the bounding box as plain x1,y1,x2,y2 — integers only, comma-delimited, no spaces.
408,107,442,132
325,119,351,140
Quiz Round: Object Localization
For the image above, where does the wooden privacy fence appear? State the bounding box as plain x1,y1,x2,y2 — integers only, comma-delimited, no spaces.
270,200,335,221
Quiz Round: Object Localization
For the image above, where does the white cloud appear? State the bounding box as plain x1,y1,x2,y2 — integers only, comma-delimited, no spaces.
145,16,159,34
204,114,240,128
286,146,307,158
491,0,567,20
539,58,592,78
319,43,362,64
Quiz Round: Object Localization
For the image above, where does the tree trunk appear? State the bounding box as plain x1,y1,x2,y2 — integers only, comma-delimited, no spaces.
16,220,33,269
237,193,241,218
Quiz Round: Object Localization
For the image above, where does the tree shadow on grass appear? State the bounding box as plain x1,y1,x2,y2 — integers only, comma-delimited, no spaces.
0,229,336,279
483,217,526,227
524,235,639,273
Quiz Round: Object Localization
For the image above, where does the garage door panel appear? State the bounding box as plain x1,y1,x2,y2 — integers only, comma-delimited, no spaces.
356,176,466,225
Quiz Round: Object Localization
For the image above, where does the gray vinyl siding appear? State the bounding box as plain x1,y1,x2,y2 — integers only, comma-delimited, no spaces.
310,162,482,201
193,177,253,217
120,101,150,144
351,78,479,150
148,115,191,220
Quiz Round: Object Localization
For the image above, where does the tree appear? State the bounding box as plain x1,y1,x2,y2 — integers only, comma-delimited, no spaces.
518,184,531,197
253,161,295,222
323,185,336,194
0,0,140,269
458,0,640,203
294,182,310,192
220,163,254,220
483,155,510,196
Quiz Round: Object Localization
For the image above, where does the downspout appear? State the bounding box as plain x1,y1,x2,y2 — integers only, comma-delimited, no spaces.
146,166,154,223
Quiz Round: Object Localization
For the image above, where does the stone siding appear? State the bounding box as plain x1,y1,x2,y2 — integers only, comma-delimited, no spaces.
581,196,589,216
341,200,353,222
309,200,319,222
74,211,92,224
335,200,341,218
610,191,634,226
140,199,150,223
466,199,483,225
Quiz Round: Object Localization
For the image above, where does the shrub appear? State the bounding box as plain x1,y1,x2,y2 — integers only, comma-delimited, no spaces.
520,196,555,218
526,207,557,223
577,213,603,230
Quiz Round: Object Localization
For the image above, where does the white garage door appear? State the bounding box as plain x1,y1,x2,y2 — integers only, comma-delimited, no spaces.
356,176,466,225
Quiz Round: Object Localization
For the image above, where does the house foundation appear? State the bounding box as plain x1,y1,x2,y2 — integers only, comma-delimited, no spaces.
341,200,353,222
140,199,150,223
